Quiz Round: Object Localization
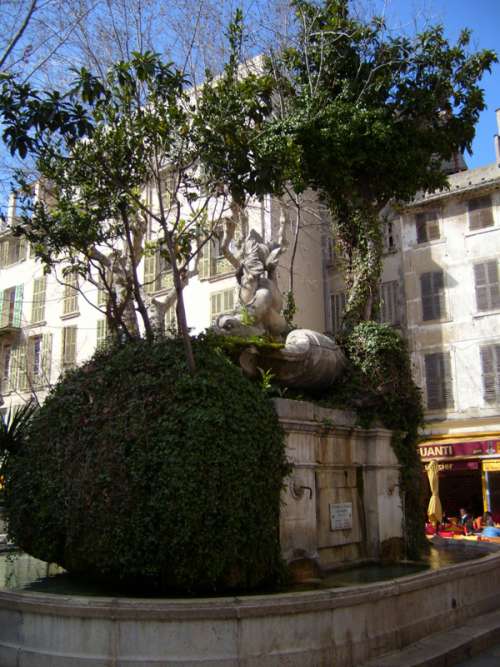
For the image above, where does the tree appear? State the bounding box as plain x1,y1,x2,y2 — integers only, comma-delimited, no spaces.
0,52,239,373
266,0,497,331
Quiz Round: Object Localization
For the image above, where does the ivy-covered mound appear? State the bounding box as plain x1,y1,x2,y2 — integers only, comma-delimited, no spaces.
3,337,289,593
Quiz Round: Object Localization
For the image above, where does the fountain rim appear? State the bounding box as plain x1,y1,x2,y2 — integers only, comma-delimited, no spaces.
0,545,498,622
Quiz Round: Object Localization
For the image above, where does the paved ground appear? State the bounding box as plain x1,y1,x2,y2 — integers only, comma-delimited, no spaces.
455,642,500,666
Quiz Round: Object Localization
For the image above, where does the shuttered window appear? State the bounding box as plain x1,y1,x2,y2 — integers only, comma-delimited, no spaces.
165,305,177,335
97,276,108,307
468,196,494,231
1,345,11,393
61,326,77,369
480,344,500,404
425,352,454,410
420,271,446,321
96,319,108,348
31,277,47,323
143,247,172,294
0,285,23,328
379,282,400,325
0,238,27,268
210,289,235,322
474,261,500,312
26,333,52,388
331,292,346,334
63,275,79,315
416,210,440,244
198,239,215,280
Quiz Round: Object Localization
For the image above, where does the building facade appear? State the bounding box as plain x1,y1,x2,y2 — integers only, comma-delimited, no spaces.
326,109,500,520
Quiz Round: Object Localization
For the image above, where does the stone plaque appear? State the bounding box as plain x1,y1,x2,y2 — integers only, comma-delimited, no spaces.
329,502,353,531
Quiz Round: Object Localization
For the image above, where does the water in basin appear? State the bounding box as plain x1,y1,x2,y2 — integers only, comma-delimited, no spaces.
0,544,487,598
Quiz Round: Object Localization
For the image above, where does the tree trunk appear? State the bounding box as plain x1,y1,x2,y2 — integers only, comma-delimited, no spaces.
164,230,196,375
337,207,383,335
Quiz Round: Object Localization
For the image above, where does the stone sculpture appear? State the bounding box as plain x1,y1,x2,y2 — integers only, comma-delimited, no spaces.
214,229,346,390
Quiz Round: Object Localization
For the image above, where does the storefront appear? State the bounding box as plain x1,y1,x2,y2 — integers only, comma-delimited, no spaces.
418,437,500,522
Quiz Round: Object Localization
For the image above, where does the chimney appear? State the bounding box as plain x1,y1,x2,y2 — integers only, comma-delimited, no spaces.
495,108,500,166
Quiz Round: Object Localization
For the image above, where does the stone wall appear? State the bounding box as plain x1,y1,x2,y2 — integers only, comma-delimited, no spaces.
274,399,403,572
1,543,499,666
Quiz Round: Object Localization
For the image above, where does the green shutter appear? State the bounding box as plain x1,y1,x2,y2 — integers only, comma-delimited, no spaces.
13,284,23,327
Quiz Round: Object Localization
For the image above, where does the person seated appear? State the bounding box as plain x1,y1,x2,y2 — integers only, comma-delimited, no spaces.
459,508,470,526
483,511,494,527
473,516,483,532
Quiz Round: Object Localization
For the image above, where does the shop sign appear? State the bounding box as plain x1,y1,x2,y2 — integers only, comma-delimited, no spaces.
419,440,500,460
483,460,500,472
437,461,480,472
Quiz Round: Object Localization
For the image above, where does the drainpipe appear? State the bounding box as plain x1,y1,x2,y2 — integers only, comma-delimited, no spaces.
495,108,500,167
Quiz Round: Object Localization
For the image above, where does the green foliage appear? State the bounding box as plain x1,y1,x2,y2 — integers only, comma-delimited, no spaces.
268,0,497,324
2,337,290,593
319,322,425,557
0,400,38,456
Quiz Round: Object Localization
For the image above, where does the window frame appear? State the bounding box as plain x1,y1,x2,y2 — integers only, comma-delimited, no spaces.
420,270,447,322
474,260,500,313
424,351,454,411
467,195,494,232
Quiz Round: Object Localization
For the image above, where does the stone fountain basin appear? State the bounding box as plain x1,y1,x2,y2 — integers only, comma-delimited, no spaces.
0,542,499,667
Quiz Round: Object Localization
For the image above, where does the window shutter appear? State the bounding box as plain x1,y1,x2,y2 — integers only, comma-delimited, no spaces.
63,275,78,315
488,261,500,310
0,289,3,326
199,240,212,280
41,333,52,385
416,211,440,244
0,241,8,268
96,319,108,348
62,326,77,368
13,284,23,327
421,271,445,321
223,289,234,312
481,346,495,403
18,237,27,261
469,196,494,231
31,277,47,323
331,292,346,333
427,212,440,241
425,352,454,409
480,344,500,404
416,213,428,243
18,343,29,392
143,252,156,294
164,306,177,335
8,346,19,392
380,282,399,325
474,261,499,311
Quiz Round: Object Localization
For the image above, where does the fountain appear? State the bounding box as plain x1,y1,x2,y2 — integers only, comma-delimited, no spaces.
0,232,499,666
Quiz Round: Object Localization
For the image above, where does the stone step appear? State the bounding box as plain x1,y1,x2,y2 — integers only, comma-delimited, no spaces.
362,608,500,667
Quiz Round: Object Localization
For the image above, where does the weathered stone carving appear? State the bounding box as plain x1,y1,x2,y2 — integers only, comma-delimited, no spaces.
213,228,346,390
